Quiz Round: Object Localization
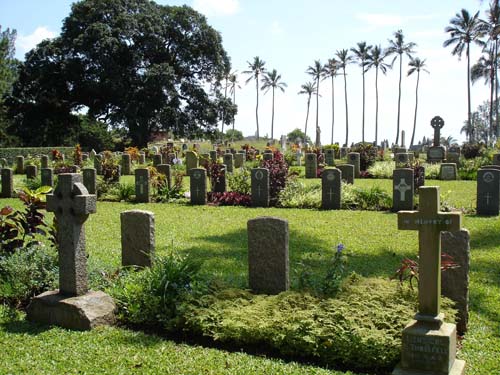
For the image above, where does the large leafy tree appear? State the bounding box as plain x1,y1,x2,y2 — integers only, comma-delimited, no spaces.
471,54,495,143
407,57,429,148
243,56,266,140
386,29,416,146
365,45,390,146
7,0,233,147
0,26,19,146
444,9,485,143
350,42,372,143
261,69,287,141
297,81,317,140
322,58,339,144
307,60,325,146
336,49,353,147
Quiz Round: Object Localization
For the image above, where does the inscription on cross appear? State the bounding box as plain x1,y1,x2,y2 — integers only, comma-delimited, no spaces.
398,186,461,321
46,174,96,296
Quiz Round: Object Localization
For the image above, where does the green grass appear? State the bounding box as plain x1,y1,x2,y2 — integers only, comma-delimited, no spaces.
1,171,499,374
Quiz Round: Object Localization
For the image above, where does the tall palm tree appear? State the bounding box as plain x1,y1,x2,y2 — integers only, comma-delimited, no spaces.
407,58,429,148
261,69,287,141
351,42,372,143
444,9,485,143
472,54,495,144
307,60,325,146
243,56,266,139
336,49,353,147
220,66,231,134
298,81,317,140
322,58,339,145
386,30,417,146
228,72,241,142
365,45,391,146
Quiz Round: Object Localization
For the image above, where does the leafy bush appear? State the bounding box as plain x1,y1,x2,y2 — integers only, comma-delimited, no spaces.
180,276,457,372
0,244,58,308
277,179,321,208
351,143,377,171
101,152,121,183
208,192,252,206
0,147,73,165
260,150,289,204
227,168,251,194
368,161,394,179
105,182,135,202
156,170,186,202
461,142,486,159
110,253,205,331
458,156,491,180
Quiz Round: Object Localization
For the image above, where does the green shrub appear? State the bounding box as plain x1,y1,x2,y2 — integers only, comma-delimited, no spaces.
0,244,58,307
277,179,321,208
461,142,486,159
351,143,377,171
227,167,251,194
105,182,135,202
180,276,457,372
343,184,392,210
0,147,74,164
367,161,394,179
458,156,490,180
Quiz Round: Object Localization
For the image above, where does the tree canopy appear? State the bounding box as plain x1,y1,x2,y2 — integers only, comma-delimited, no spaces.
7,0,234,147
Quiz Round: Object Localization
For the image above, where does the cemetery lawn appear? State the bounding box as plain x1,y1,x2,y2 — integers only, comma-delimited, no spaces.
1,179,499,374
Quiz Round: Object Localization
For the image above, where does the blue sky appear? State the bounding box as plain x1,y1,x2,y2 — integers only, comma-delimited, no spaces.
0,0,492,145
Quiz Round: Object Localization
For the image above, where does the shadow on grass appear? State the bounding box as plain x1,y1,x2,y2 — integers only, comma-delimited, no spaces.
0,317,52,336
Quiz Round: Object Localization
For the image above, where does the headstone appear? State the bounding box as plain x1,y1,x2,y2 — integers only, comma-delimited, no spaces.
157,164,171,189
393,168,414,212
439,163,457,180
322,168,341,209
212,165,226,193
41,155,49,168
186,151,198,171
394,186,464,375
223,153,234,173
26,165,38,179
393,147,407,155
395,153,413,167
305,153,317,179
401,130,406,148
209,150,217,162
295,151,302,166
153,154,162,167
476,169,500,215
27,173,115,331
121,154,131,175
347,152,360,177
82,153,89,162
340,147,349,158
182,143,188,151
138,152,146,165
493,153,500,166
441,230,470,335
1,168,13,198
90,150,97,159
325,149,335,166
446,146,460,165
0,158,7,168
152,146,159,154
167,153,176,165
251,168,270,207
190,168,207,205
121,210,155,268
41,168,54,188
234,153,244,168
262,152,274,161
16,156,24,174
247,217,289,294
82,168,97,195
94,155,102,175
135,168,150,203
337,164,354,184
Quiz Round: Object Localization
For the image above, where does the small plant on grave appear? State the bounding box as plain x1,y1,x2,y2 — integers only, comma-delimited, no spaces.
72,144,83,167
350,143,377,171
101,151,120,183
207,161,225,189
392,253,459,289
23,176,42,191
207,191,252,206
125,146,140,162
227,167,251,194
241,144,257,160
0,206,24,254
51,149,63,162
156,170,186,202
402,159,425,192
260,150,289,204
106,183,135,202
322,243,349,296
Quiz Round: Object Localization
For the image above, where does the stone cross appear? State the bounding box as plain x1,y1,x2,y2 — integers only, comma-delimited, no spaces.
46,174,97,296
398,186,461,321
431,116,444,147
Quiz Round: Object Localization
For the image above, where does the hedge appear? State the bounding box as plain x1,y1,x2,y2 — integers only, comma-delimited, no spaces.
0,147,75,164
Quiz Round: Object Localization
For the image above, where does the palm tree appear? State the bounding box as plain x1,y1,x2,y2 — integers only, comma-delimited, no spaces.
307,60,325,146
365,45,391,145
444,9,485,143
298,81,317,141
407,58,429,148
385,29,417,146
243,56,266,139
471,54,494,143
351,42,372,143
336,49,353,147
221,66,231,134
322,58,339,144
261,69,287,141
228,72,241,142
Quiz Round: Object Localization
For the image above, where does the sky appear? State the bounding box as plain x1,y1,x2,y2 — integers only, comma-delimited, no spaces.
0,0,493,146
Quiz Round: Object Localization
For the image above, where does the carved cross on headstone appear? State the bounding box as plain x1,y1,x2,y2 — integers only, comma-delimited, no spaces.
46,174,97,297
395,178,411,201
431,116,445,147
398,186,461,321
485,192,492,205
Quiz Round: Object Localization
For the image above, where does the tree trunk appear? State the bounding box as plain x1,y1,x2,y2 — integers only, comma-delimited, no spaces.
467,43,472,143
362,67,365,143
410,70,420,148
315,76,320,146
489,46,494,146
305,96,311,141
496,39,499,138
396,54,402,146
232,89,236,142
222,79,228,134
331,76,335,145
271,87,275,141
344,67,349,147
375,67,379,146
256,76,260,140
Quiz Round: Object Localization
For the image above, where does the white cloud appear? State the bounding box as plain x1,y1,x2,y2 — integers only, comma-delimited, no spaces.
192,0,239,16
271,21,284,36
18,26,56,54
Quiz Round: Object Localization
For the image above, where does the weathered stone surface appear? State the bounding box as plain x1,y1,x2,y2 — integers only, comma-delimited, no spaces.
493,153,500,166
121,154,132,175
305,153,317,178
223,153,234,173
27,290,115,331
138,152,146,164
190,168,207,205
431,116,445,146
1,168,13,198
157,164,171,189
41,168,54,188
26,165,37,179
440,163,457,180
247,217,289,294
337,164,354,184
395,153,413,167
153,154,163,167
322,168,341,209
94,155,102,175
16,155,24,174
186,151,198,171
83,168,97,195
251,168,270,207
427,146,446,163
209,150,218,162
234,153,244,168
393,168,414,212
441,230,470,335
135,168,150,203
121,210,155,268
262,152,273,161
40,155,49,168
325,149,335,166
447,146,460,165
477,169,500,215
347,152,360,178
